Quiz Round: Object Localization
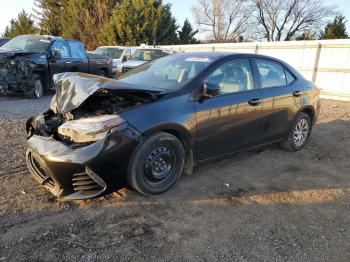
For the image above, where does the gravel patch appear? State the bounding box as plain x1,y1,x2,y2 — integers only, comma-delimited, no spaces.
0,95,52,119
0,98,349,261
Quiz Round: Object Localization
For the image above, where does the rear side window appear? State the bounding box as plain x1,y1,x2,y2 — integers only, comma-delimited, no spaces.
285,69,296,85
256,59,287,88
67,41,86,59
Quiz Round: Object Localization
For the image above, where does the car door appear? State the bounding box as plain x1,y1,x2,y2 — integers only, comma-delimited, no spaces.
253,58,303,143
66,40,89,73
48,40,70,77
194,58,263,160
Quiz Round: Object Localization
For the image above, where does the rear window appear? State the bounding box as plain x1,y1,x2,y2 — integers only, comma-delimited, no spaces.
285,69,296,85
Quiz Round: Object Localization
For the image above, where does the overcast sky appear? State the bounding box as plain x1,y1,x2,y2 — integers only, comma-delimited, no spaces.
0,0,349,37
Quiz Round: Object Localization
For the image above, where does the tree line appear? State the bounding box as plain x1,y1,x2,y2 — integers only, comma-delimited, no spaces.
3,0,199,50
193,0,348,41
2,0,349,50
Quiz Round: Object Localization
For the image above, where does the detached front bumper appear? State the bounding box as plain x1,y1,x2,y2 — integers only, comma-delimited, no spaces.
26,126,140,200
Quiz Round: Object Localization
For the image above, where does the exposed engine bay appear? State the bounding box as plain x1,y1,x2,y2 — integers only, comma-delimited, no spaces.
28,90,158,144
26,72,161,145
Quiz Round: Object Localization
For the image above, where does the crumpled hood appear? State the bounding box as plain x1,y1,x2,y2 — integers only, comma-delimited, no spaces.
0,48,42,59
52,72,164,114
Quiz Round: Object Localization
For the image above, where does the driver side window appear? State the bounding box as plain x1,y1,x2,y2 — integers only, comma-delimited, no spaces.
204,58,254,95
51,40,70,59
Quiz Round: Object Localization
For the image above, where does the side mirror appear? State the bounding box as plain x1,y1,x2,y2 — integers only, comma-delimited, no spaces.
201,82,221,99
53,49,61,61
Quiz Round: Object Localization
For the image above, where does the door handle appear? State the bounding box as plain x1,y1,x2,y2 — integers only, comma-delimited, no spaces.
248,98,261,106
293,91,302,97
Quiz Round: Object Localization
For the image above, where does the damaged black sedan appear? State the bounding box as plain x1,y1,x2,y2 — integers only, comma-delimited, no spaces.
26,52,320,200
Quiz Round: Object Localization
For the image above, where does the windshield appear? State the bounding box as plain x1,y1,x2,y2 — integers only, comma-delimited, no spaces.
131,49,168,61
0,35,51,52
117,54,215,91
94,47,124,58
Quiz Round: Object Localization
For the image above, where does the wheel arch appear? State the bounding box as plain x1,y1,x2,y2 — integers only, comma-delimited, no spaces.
32,70,49,90
97,67,108,75
299,106,316,125
142,123,195,175
142,123,194,151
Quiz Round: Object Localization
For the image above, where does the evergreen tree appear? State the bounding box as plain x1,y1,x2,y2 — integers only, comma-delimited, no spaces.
60,0,118,50
33,0,65,36
320,15,349,39
112,0,179,46
156,3,179,45
3,10,37,38
178,19,199,44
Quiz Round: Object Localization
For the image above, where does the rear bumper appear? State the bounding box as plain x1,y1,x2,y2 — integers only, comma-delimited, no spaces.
26,128,140,200
314,98,321,124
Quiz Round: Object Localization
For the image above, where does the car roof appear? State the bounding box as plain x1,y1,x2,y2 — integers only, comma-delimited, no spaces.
171,52,304,79
97,46,126,49
173,51,284,61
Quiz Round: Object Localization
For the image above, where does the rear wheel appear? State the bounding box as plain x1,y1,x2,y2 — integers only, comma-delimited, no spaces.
26,74,44,99
281,112,311,151
127,132,185,195
96,69,107,77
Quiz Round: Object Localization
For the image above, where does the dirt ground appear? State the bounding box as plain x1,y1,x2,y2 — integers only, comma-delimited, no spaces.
0,97,350,261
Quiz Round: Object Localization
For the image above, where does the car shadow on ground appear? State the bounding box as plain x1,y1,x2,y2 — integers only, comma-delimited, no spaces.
68,118,350,210
0,112,349,215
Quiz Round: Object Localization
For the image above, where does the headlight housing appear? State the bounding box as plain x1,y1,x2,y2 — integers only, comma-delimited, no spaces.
58,115,125,143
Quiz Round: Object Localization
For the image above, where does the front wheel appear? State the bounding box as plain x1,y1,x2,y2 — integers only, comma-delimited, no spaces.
281,112,312,151
26,74,44,99
127,132,185,195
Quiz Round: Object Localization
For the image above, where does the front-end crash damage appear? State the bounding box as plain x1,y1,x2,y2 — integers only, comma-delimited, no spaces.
26,72,162,200
0,52,47,93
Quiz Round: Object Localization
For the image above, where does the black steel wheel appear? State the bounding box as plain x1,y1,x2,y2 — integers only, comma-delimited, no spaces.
127,132,185,195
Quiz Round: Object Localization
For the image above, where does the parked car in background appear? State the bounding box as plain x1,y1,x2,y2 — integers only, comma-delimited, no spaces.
26,52,320,200
0,37,10,47
116,47,171,75
93,46,134,75
0,35,113,98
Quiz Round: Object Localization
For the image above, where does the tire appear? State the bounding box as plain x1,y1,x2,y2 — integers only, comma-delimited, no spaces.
281,112,312,151
96,70,107,77
127,132,185,195
26,74,43,99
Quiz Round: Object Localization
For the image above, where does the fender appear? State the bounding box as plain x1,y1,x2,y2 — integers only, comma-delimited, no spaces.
142,122,194,150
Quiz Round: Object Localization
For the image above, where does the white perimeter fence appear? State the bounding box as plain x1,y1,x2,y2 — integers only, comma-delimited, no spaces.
163,39,350,101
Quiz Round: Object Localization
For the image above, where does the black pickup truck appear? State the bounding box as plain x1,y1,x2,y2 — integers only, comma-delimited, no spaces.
0,35,113,98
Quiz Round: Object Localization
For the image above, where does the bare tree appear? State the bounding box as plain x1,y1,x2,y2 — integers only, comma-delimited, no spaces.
251,0,334,41
192,0,252,40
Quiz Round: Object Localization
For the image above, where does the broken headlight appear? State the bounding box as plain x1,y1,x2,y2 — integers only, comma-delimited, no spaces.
58,115,125,143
